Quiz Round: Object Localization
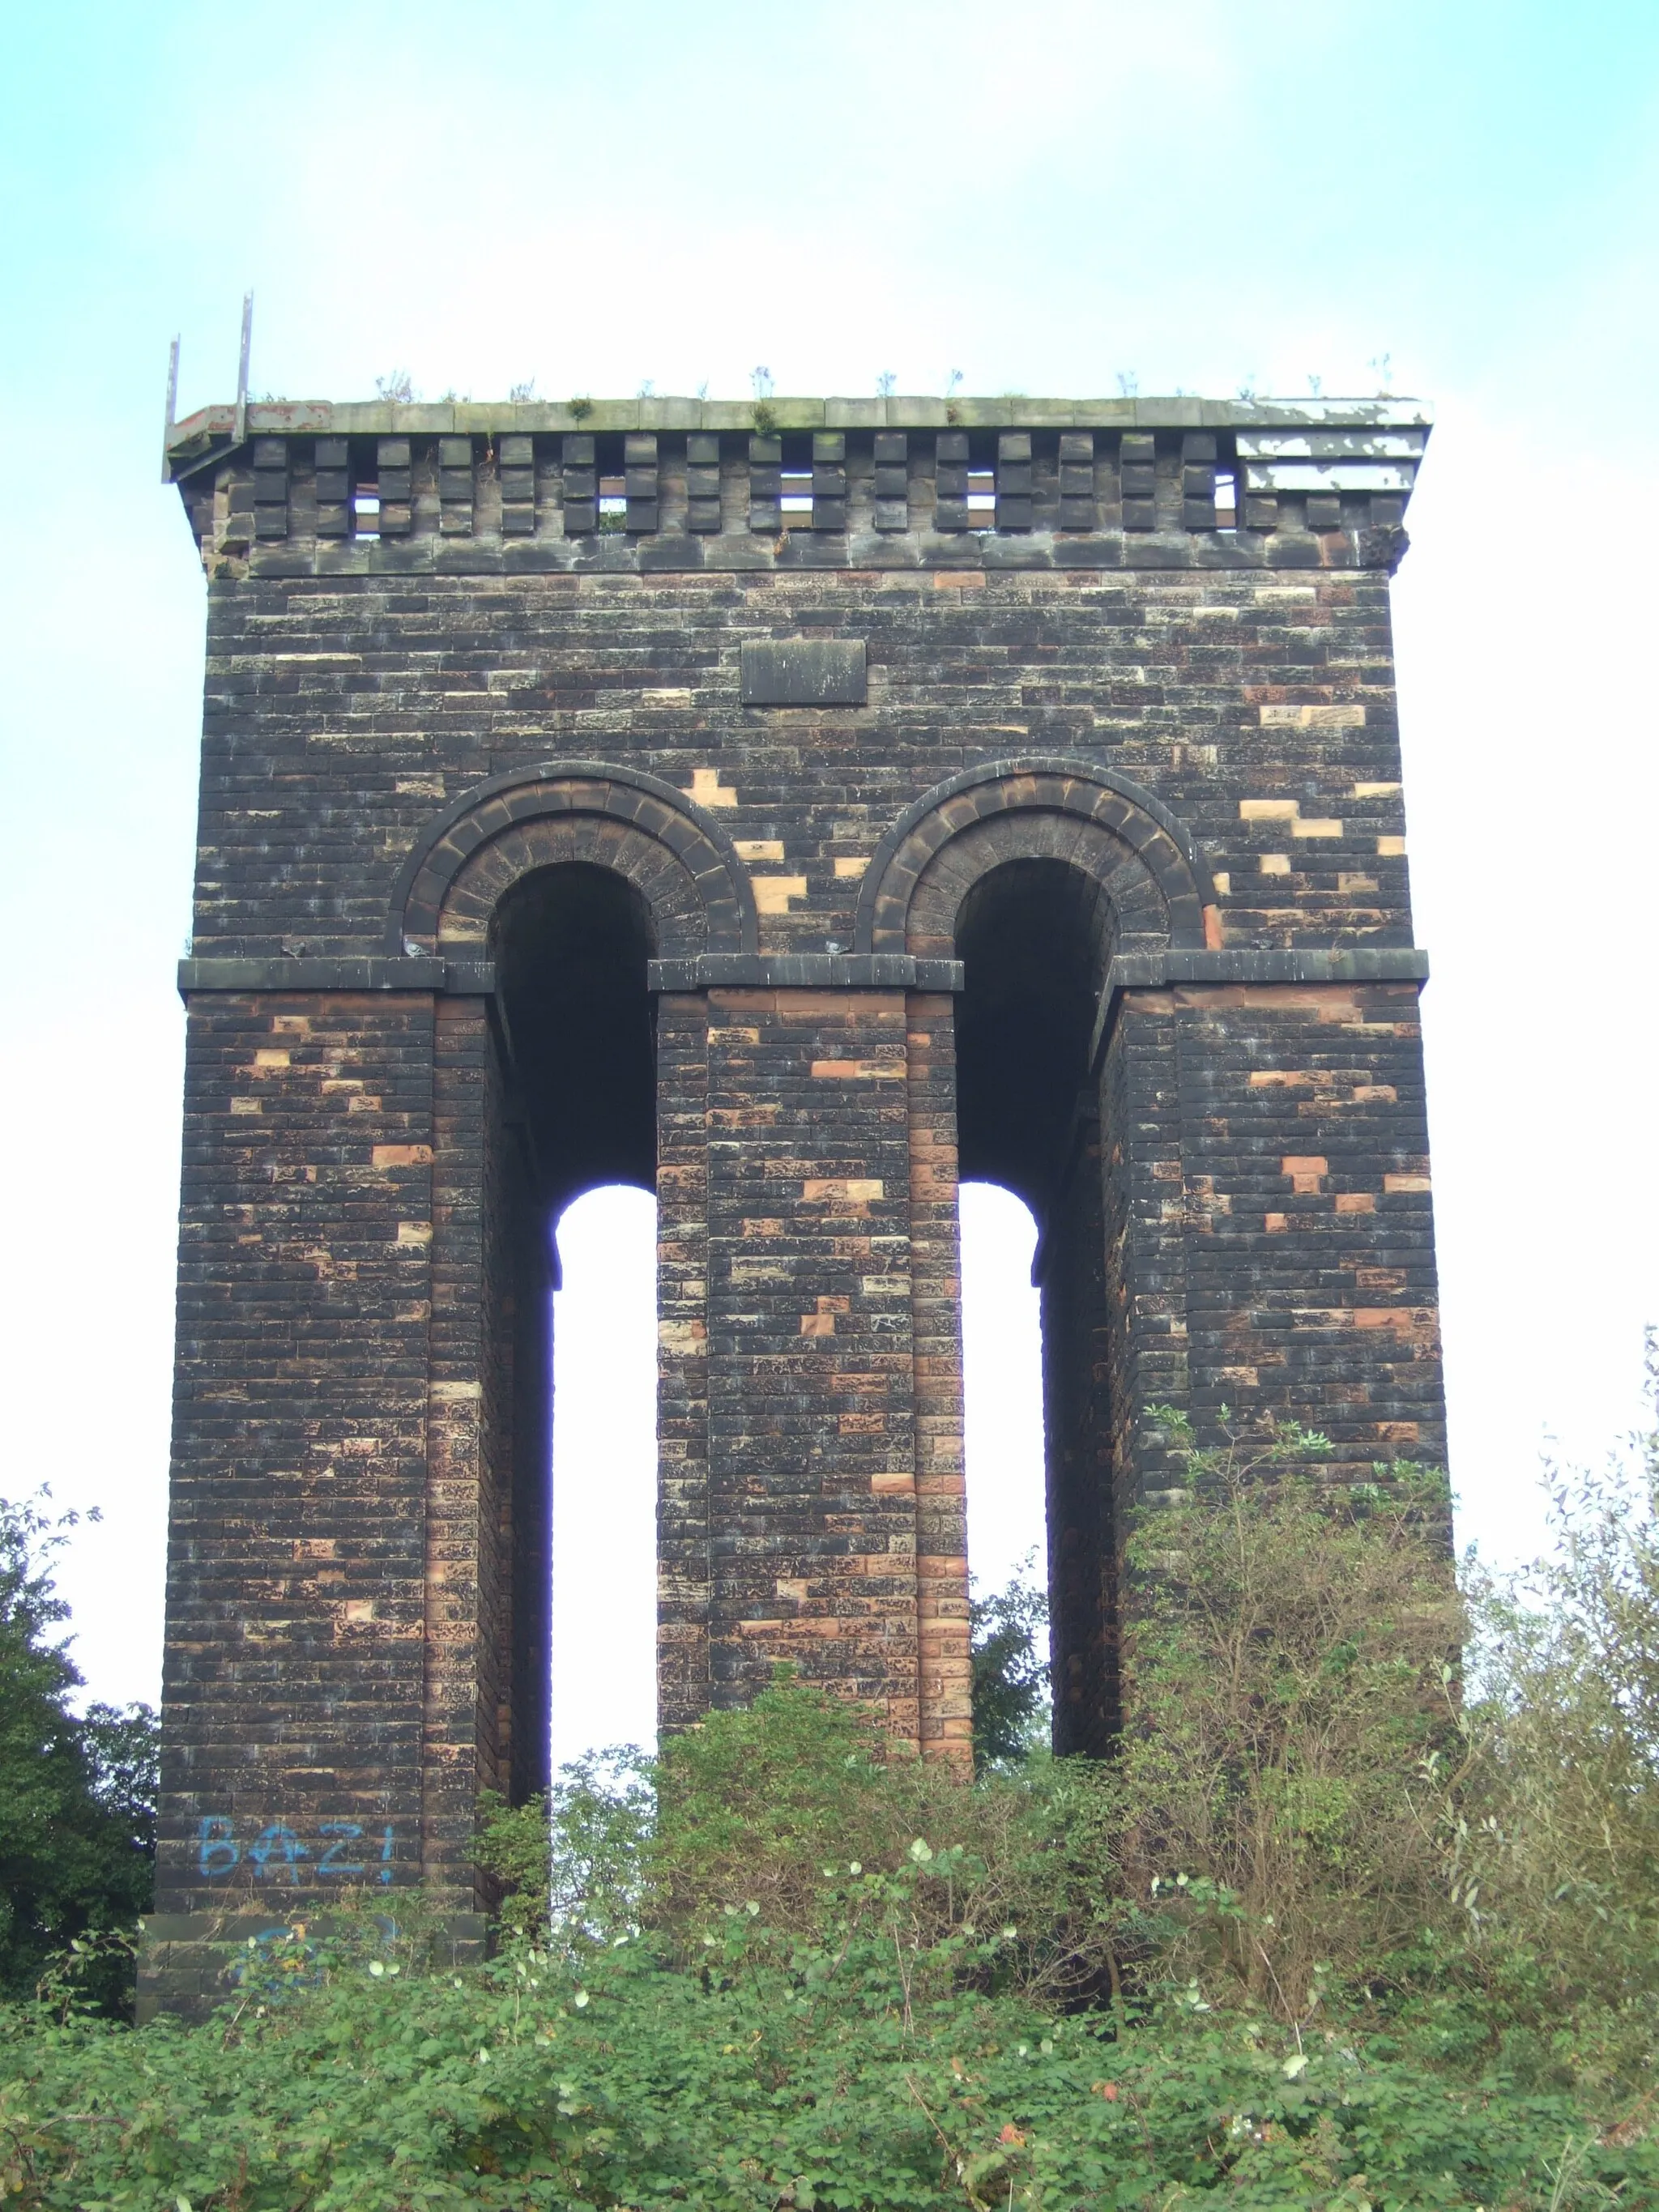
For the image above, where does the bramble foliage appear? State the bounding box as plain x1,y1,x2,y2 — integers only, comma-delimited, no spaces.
477,1678,1126,2005
2,1856,1656,2208
0,1494,157,2015
5,1392,1659,2201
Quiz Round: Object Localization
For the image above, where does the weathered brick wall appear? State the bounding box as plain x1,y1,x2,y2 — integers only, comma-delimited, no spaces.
160,994,436,1916
703,987,920,1723
182,568,1415,961
1170,981,1439,1447
146,396,1444,2014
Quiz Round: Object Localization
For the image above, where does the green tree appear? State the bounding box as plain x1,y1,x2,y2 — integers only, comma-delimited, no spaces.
968,1554,1051,1769
1444,1347,1659,2095
0,1494,157,2013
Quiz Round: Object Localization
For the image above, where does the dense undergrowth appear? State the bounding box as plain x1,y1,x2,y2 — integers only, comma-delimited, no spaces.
1,1398,1656,2208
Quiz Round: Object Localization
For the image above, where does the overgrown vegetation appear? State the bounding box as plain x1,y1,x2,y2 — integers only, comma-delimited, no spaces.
2,1387,1657,2205
1116,1415,1463,2014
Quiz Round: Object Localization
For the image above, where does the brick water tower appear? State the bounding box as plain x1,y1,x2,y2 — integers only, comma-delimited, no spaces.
143,391,1442,2011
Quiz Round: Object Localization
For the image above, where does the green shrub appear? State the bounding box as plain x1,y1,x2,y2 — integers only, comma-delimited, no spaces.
1426,1373,1659,2101
3,1856,1655,2209
1114,1414,1463,2015
480,1673,1126,2005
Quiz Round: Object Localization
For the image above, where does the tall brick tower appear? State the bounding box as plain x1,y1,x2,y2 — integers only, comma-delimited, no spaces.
143,394,1441,2011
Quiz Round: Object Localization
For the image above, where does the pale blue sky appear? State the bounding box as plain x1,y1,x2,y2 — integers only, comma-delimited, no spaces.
2,2,1655,1734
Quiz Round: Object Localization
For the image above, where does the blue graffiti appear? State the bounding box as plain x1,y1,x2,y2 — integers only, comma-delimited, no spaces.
317,1821,363,1877
198,1816,239,1878
197,1817,399,1882
249,1823,306,1882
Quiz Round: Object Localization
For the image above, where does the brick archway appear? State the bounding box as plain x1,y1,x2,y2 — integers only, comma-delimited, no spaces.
859,761,1213,1762
855,757,1218,958
387,761,760,958
384,763,761,1847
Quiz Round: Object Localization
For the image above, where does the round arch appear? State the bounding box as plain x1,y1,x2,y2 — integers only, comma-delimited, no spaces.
854,756,1216,958
386,760,760,959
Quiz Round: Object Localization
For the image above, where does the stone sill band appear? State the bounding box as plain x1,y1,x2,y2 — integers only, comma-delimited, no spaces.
178,946,1427,1002
1089,946,1431,1072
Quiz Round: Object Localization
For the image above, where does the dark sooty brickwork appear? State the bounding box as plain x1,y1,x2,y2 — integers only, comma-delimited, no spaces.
144,392,1443,2013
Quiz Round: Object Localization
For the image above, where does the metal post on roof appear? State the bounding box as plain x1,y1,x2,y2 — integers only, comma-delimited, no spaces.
234,291,254,445
161,335,180,482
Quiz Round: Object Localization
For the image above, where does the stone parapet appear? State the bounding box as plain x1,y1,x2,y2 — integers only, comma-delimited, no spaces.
166,397,1427,581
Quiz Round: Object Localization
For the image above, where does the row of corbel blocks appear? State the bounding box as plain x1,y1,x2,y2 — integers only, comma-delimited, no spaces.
246,428,1401,542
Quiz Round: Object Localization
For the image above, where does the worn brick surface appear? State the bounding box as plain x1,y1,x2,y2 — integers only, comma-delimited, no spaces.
146,397,1445,2013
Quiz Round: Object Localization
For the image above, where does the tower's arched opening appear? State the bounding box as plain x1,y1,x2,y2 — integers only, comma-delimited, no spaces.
549,1186,658,1768
958,1181,1049,1748
493,864,657,1215
954,859,1117,1755
488,865,659,1800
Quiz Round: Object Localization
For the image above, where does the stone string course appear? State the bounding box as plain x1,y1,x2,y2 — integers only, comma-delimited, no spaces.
143,395,1445,2015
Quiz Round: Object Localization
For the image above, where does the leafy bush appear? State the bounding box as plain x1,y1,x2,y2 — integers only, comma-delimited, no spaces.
1115,1415,1463,2014
1427,1370,1659,2101
3,1852,1656,2209
478,1676,1125,2006
5,1392,1659,2201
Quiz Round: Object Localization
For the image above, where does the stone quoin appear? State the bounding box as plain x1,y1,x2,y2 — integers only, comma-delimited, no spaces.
142,392,1444,2015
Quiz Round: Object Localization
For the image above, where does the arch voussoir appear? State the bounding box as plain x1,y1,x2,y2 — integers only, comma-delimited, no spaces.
387,759,760,959
855,754,1214,957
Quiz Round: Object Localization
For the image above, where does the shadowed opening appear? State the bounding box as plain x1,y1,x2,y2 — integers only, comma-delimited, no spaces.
955,859,1117,1756
494,864,656,1214
487,865,659,1801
